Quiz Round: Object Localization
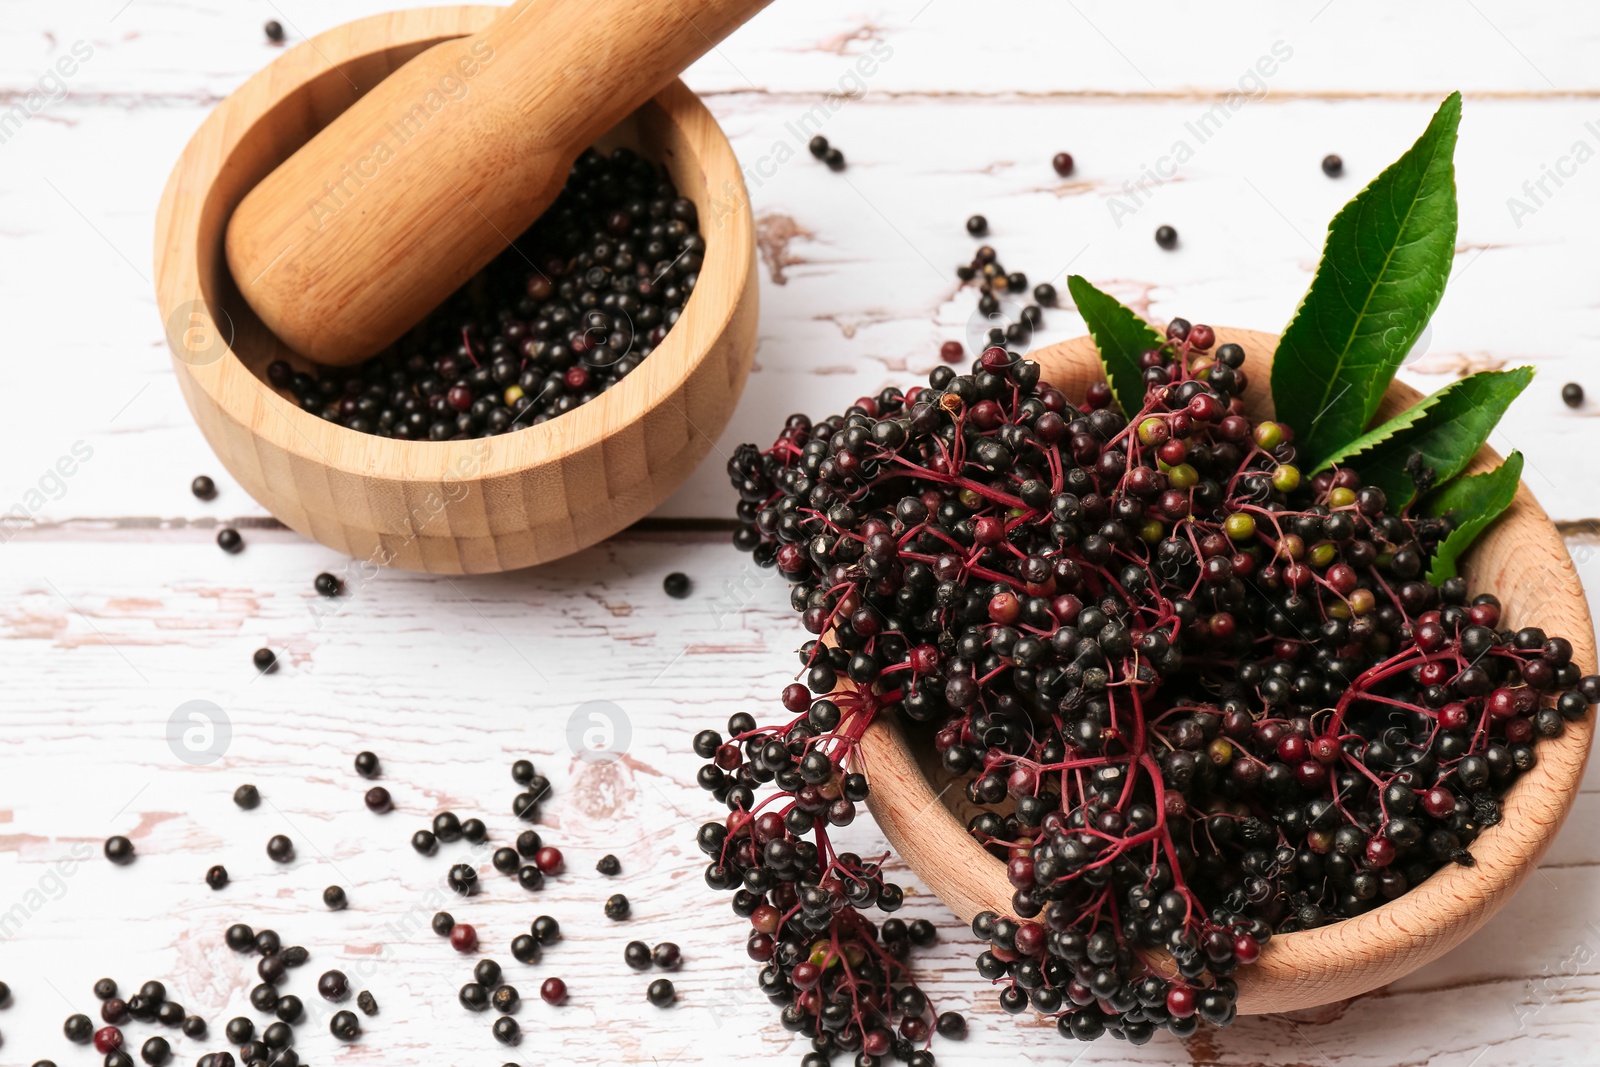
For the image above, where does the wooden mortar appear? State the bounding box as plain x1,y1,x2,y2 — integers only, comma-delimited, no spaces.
154,7,756,573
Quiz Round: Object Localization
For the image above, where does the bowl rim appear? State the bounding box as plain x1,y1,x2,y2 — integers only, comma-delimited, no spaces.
857,327,1596,1014
153,5,753,486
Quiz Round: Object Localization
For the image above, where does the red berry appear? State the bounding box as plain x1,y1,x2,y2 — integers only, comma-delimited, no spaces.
987,590,1020,624
447,384,473,411
1310,736,1341,765
1014,921,1046,957
1276,735,1308,764
1439,703,1470,731
862,1030,892,1058
1052,151,1075,177
449,923,478,953
1486,688,1518,719
1365,836,1396,867
781,683,810,713
1187,324,1215,350
1232,933,1260,964
939,340,964,363
534,846,564,874
791,962,821,990
1166,986,1196,1018
909,644,940,675
94,1027,124,1054
1422,787,1455,819
540,977,568,1005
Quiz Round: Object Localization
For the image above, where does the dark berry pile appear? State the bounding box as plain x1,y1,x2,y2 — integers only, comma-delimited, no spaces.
704,323,1597,1052
265,146,703,440
955,244,1054,353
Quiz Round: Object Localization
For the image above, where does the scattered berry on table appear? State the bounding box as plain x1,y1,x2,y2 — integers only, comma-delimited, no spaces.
232,783,260,809
491,984,520,1013
1562,382,1584,408
411,829,437,855
216,527,242,553
965,214,988,237
1052,151,1075,176
459,982,488,1011
94,979,117,1000
532,915,560,943
1156,223,1179,248
314,571,342,596
447,863,478,896
808,135,829,160
251,647,276,673
364,786,392,813
492,1016,521,1045
652,942,681,970
450,923,478,953
317,970,349,1002
65,1013,94,1041
104,836,134,864
596,853,621,875
534,846,564,874
330,1009,360,1039
323,884,348,910
264,20,285,43
1322,152,1343,176
265,834,294,863
939,340,964,364
190,475,216,500
433,811,463,841
511,933,541,963
646,978,676,1007
431,911,454,936
357,989,378,1016
663,572,691,598
539,977,567,1005
624,941,651,970
354,750,381,778
205,864,228,890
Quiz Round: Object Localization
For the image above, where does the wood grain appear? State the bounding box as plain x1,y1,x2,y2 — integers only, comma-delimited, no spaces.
226,0,772,364
859,328,1597,1014
154,8,757,574
7,1,1600,1063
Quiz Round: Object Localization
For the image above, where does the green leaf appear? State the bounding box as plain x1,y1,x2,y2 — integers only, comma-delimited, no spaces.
1067,275,1164,414
1314,390,1444,473
1332,366,1533,508
1421,451,1524,583
1271,92,1461,467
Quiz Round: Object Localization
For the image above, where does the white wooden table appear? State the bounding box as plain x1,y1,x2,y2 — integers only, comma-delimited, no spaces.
4,2,1600,1064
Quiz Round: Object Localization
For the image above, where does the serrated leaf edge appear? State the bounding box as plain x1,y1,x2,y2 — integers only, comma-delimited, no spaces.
1423,451,1524,584
1067,275,1164,415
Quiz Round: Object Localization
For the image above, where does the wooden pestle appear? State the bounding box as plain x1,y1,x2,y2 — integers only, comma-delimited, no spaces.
225,0,772,366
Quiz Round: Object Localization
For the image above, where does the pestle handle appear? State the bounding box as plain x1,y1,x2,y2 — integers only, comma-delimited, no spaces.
225,0,772,366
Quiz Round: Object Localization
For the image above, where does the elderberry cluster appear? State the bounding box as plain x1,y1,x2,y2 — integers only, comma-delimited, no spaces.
707,318,1596,1051
267,146,702,439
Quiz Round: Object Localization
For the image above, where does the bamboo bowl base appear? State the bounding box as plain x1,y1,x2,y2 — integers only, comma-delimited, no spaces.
858,328,1595,1014
154,6,756,574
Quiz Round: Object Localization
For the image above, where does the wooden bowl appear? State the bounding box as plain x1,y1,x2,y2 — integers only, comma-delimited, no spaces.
858,328,1596,1014
153,7,756,574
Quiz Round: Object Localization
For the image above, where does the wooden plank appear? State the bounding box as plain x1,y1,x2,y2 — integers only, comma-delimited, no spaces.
3,0,1600,99
3,96,1600,526
0,535,1598,1064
